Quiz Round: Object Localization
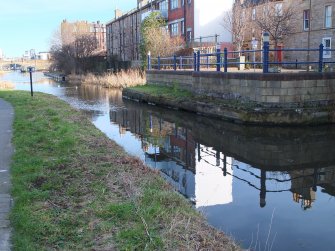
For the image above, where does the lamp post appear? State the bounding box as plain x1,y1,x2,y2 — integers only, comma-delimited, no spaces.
263,32,270,73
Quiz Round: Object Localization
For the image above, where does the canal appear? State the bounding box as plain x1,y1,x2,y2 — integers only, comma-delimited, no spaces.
2,71,335,251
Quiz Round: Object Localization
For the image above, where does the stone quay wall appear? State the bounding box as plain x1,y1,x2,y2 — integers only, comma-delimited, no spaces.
146,70,335,108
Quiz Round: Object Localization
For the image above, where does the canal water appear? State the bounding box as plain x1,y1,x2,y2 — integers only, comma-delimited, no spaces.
2,71,335,251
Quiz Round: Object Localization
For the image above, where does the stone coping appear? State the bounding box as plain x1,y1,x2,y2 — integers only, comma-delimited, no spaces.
147,70,335,81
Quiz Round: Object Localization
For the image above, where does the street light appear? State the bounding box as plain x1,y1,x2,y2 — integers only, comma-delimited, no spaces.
263,32,270,73
263,32,270,43
27,66,34,97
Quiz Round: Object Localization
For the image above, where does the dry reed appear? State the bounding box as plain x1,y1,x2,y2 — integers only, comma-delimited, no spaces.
68,70,146,89
0,81,15,89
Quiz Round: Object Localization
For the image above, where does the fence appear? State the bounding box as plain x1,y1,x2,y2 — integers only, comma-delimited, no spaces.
148,43,335,73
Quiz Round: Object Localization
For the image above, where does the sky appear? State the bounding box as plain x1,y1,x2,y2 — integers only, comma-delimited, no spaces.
0,0,137,58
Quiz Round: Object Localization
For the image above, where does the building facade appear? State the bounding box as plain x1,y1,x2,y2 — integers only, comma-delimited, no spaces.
60,20,106,52
235,0,335,65
106,0,167,63
106,0,233,63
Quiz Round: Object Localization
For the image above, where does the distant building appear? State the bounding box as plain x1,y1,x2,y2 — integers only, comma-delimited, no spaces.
38,52,51,60
0,48,3,59
60,20,106,52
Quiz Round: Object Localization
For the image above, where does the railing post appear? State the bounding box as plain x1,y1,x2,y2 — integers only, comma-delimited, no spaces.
216,47,221,72
158,56,161,70
319,43,324,73
173,55,177,71
197,51,201,72
263,41,269,73
224,48,228,73
193,52,197,71
147,52,151,70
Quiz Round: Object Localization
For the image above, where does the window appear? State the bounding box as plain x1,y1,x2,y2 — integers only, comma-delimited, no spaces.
171,0,178,10
181,0,184,6
325,5,332,28
252,8,256,20
262,6,267,17
181,20,185,35
159,0,168,11
187,30,192,42
275,3,283,16
322,37,332,58
170,22,179,36
303,9,310,30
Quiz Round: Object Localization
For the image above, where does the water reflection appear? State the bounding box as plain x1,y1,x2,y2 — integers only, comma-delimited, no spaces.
6,71,335,251
110,100,335,211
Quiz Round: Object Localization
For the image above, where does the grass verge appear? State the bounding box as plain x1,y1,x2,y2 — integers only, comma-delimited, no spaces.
0,91,239,250
127,84,255,109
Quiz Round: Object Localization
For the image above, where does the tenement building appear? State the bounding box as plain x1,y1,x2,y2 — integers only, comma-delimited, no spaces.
106,0,165,64
106,0,233,64
60,20,106,53
234,0,335,66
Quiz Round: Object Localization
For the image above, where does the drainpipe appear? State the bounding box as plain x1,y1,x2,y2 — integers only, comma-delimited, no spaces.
307,0,312,72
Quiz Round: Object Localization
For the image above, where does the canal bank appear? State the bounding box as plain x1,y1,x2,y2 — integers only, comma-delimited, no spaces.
122,70,335,125
3,71,335,251
0,90,239,250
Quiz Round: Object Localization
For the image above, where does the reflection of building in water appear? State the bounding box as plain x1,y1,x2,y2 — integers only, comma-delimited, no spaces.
109,107,335,209
196,147,233,207
290,167,335,210
110,108,233,206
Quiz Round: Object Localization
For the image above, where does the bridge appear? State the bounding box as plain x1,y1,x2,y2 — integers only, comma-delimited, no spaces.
0,59,51,71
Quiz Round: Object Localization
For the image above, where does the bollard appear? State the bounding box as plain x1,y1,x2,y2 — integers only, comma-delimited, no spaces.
216,47,221,72
263,32,270,73
263,42,269,73
197,51,200,72
28,67,34,97
193,52,197,71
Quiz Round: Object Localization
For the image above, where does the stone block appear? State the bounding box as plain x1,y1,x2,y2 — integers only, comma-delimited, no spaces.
266,96,280,103
261,88,274,96
267,82,281,89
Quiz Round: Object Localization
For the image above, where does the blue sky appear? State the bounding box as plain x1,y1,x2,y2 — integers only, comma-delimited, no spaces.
0,0,137,58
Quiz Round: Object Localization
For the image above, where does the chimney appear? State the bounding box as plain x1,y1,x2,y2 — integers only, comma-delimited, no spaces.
115,9,122,19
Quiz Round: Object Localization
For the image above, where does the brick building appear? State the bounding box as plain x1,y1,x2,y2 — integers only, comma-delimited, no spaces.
234,0,335,65
60,20,106,53
106,0,167,63
106,0,233,63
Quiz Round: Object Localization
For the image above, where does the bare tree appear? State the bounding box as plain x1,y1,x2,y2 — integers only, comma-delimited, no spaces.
50,34,99,74
255,1,298,53
75,34,97,58
50,44,76,74
222,2,248,54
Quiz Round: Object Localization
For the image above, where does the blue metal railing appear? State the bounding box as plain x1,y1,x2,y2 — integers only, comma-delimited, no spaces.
148,43,335,73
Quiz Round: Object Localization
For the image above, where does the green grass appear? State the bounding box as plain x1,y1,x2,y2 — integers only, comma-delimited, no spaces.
0,91,238,251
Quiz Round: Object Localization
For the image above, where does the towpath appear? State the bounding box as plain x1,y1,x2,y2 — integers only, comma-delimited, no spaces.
0,98,13,251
